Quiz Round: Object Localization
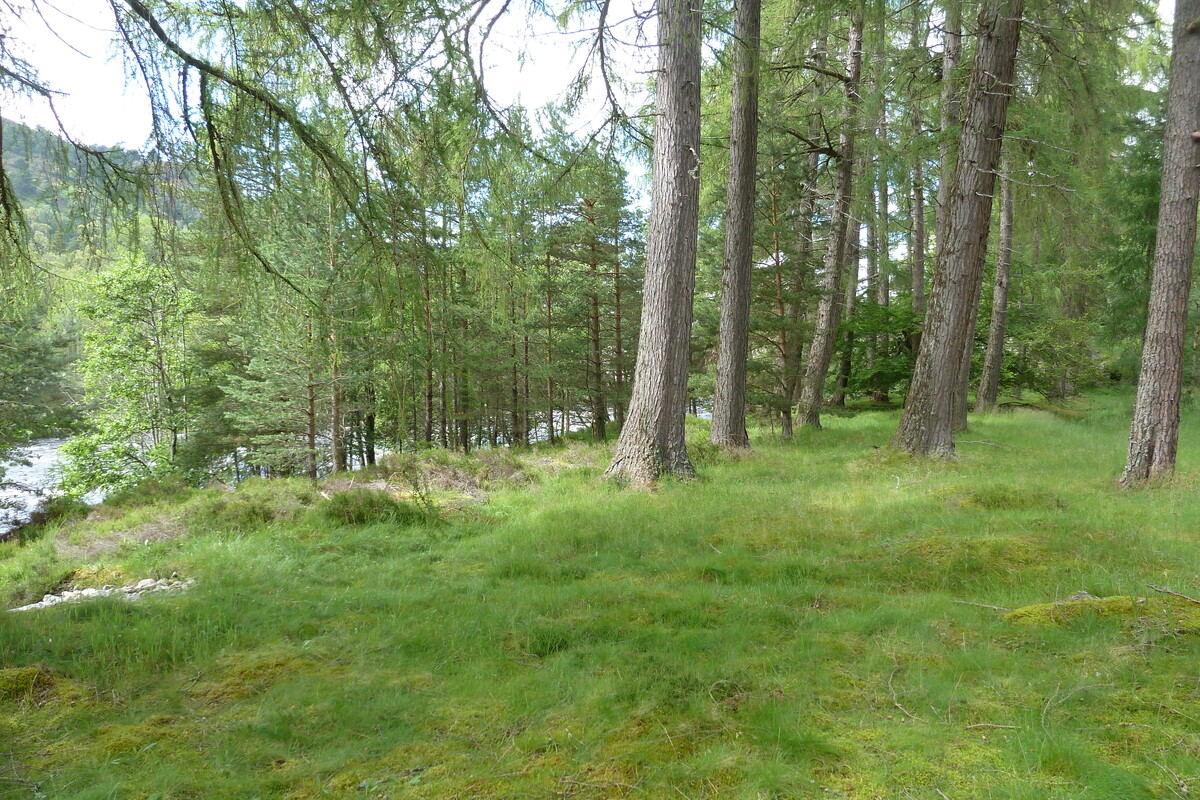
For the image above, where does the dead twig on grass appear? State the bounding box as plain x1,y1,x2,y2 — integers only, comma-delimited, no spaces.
1149,585,1200,605
952,600,1013,612
887,668,929,723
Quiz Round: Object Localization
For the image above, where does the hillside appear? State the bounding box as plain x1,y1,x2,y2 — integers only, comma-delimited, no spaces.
4,394,1200,798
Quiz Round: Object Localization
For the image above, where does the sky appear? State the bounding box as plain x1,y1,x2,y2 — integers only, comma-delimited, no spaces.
0,0,1178,151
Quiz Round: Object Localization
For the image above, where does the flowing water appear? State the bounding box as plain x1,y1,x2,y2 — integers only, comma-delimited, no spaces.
1,438,70,537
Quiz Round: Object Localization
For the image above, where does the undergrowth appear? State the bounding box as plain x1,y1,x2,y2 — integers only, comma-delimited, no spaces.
3,389,1200,798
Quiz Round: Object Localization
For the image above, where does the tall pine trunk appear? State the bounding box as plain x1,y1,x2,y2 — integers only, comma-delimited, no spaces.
870,146,891,403
975,159,1014,413
1120,3,1200,486
795,12,864,429
613,249,627,431
831,216,861,406
586,201,608,441
605,0,702,486
892,0,1024,456
908,4,928,351
331,332,347,472
779,150,821,439
711,0,762,449
935,0,962,255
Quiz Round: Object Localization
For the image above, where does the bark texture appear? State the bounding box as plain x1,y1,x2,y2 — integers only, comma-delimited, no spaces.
892,0,1024,456
604,0,702,486
934,0,963,256
831,217,861,407
975,160,1014,413
711,0,762,449
909,5,928,342
779,150,821,440
1120,2,1200,486
950,261,984,431
795,13,863,429
870,148,891,403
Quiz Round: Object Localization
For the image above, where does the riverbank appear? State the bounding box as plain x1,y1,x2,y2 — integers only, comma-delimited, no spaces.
4,393,1200,798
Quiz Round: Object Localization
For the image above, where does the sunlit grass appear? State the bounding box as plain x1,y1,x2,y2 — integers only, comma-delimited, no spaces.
2,388,1199,798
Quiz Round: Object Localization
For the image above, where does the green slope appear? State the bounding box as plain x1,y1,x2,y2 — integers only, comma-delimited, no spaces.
3,392,1200,799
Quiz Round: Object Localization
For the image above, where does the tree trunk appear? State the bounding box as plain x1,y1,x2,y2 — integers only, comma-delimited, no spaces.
331,332,347,472
911,156,927,354
523,307,531,447
909,5,928,351
831,217,861,407
711,0,762,449
605,0,702,486
422,272,434,444
795,12,864,430
868,21,891,404
976,159,1014,413
587,205,608,441
935,0,963,256
458,267,471,453
1120,3,1200,486
938,0,969,430
892,0,1024,456
780,150,821,439
545,248,557,444
871,141,891,403
613,241,627,431
950,263,984,431
305,296,318,478
866,177,881,395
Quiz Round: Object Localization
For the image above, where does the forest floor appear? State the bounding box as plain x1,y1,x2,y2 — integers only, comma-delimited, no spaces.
4,389,1200,799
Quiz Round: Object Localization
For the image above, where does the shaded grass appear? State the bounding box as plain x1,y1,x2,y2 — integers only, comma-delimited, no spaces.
3,389,1200,797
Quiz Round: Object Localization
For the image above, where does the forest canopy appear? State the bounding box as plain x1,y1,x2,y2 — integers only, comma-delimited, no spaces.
0,0,1195,491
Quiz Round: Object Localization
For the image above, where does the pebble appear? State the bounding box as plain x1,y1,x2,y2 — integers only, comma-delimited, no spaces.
9,577,196,612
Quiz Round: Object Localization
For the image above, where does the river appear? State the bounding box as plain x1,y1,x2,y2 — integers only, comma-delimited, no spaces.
1,438,70,538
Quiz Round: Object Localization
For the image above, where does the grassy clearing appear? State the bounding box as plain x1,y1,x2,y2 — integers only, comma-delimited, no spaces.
4,389,1200,798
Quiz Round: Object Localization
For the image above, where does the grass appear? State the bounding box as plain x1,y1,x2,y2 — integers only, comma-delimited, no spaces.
4,388,1200,798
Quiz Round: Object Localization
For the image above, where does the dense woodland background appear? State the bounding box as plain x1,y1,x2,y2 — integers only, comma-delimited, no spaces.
0,0,1193,494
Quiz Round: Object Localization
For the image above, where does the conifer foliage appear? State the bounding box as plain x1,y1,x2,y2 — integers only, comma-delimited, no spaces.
0,0,1192,487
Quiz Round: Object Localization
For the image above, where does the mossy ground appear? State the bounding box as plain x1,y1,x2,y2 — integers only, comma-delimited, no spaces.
4,389,1200,798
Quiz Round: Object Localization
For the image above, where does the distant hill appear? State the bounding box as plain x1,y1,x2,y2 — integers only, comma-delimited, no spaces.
1,120,194,256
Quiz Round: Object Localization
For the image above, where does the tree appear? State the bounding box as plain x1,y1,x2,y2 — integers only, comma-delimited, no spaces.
605,0,703,486
892,0,1025,456
1120,2,1200,486
61,257,201,493
975,157,1014,412
794,10,864,430
711,0,763,449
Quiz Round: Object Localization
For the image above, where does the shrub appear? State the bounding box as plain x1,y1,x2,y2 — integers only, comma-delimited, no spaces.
319,488,425,527
17,496,90,544
210,497,277,530
105,476,195,509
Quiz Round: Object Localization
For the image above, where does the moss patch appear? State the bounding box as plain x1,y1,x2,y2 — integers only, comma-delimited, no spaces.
873,534,1048,590
191,650,329,704
0,665,59,702
933,483,1065,510
67,564,132,588
93,714,183,754
1005,594,1200,631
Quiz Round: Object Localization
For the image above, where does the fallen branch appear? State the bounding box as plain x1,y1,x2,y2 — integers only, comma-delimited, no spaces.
952,600,1013,612
1148,585,1200,606
965,723,1018,730
887,668,928,723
